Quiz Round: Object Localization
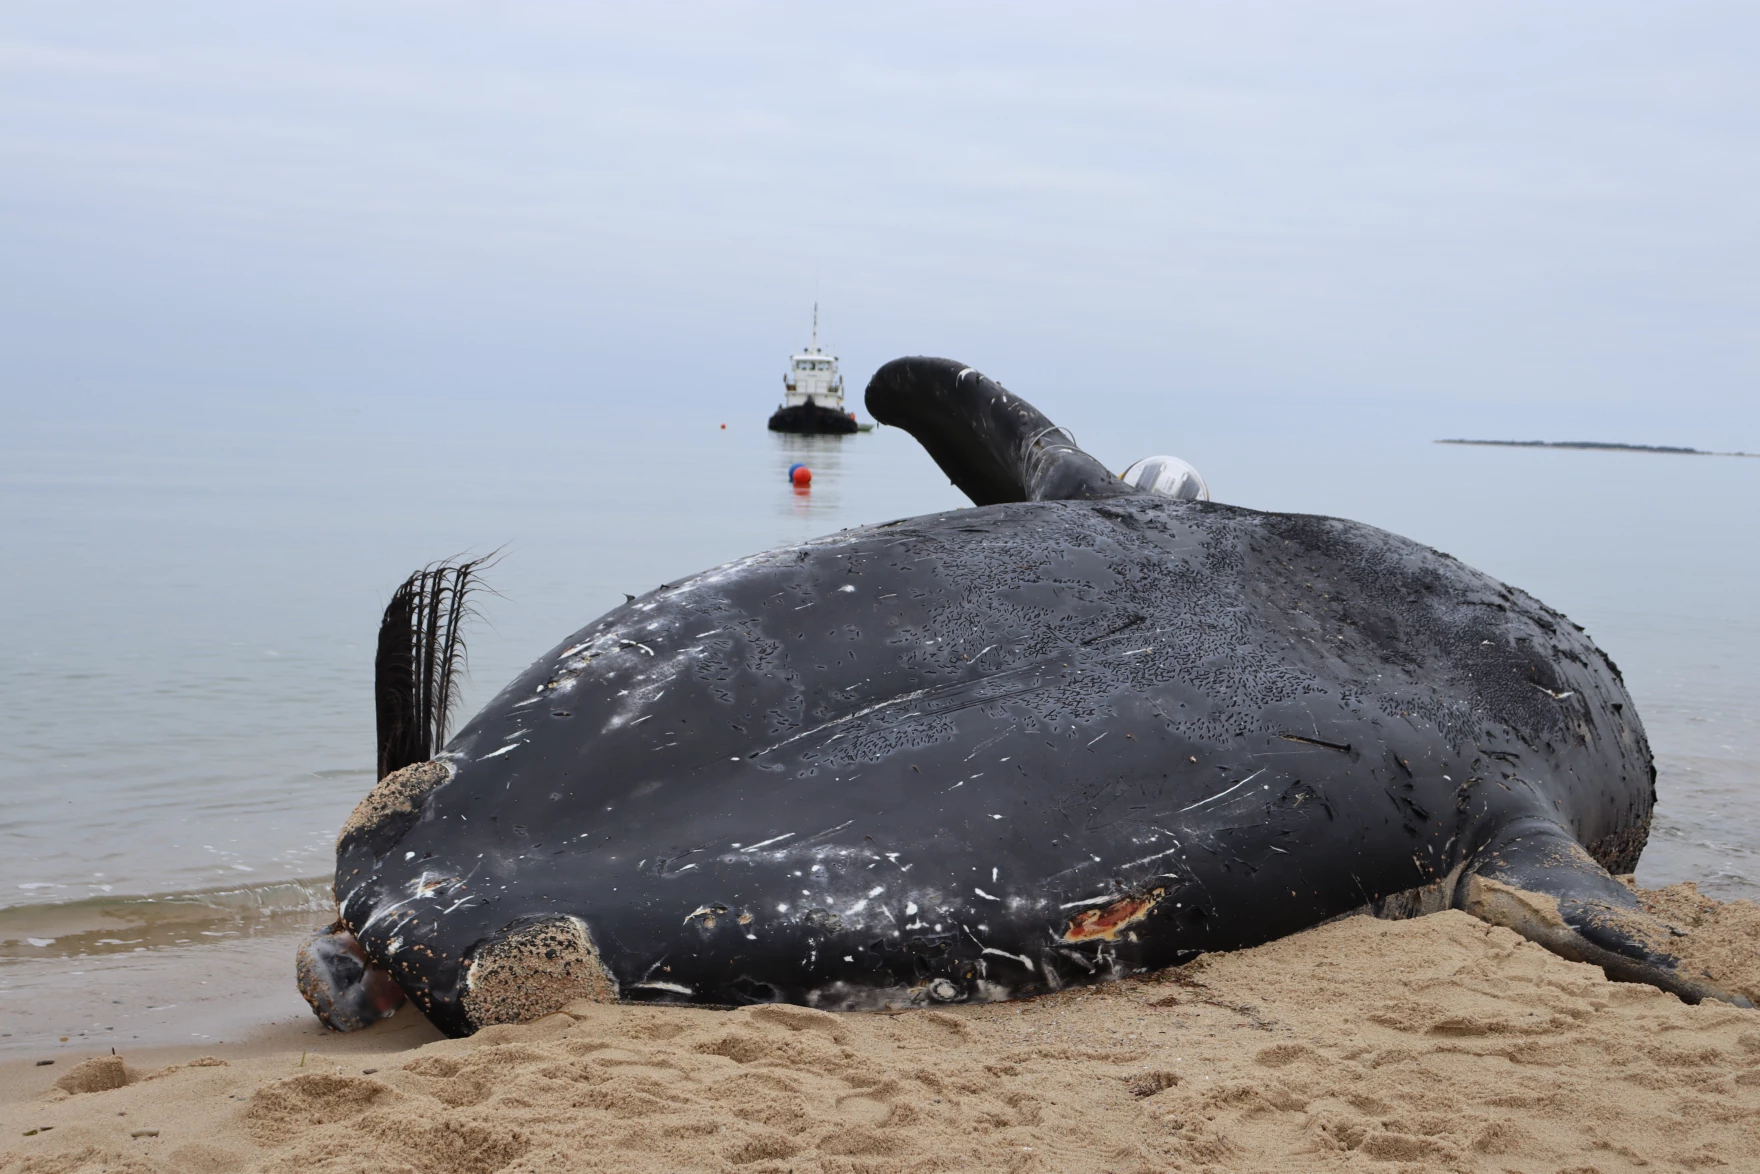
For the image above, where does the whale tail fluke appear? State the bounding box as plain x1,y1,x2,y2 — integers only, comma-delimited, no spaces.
1456,818,1751,1008
375,555,496,780
864,357,1135,507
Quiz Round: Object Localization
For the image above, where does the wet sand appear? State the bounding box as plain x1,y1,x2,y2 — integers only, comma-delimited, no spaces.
4,885,1759,1173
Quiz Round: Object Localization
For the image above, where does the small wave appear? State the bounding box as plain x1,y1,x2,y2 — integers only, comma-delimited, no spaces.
0,877,334,962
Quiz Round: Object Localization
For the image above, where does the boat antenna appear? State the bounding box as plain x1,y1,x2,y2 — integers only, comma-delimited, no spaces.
811,302,819,352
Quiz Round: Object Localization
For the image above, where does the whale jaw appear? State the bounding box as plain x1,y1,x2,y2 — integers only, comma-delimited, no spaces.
296,923,408,1032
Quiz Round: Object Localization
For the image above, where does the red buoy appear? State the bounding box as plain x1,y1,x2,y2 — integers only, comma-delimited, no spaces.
791,465,813,488
720,423,726,429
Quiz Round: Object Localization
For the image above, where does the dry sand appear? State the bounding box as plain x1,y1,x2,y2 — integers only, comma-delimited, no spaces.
4,884,1759,1174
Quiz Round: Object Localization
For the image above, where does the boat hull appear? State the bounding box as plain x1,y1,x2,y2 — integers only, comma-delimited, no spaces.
769,402,858,434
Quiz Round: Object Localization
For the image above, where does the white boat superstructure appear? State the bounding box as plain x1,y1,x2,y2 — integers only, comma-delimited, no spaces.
782,305,845,411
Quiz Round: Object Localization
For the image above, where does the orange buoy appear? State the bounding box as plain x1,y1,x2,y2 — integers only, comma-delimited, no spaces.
720,423,726,429
791,465,813,488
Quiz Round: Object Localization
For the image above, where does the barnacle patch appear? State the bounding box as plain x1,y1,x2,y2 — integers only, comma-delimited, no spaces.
337,760,450,850
462,916,618,1030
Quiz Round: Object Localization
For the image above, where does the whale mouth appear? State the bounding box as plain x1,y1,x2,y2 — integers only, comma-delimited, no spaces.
295,922,408,1032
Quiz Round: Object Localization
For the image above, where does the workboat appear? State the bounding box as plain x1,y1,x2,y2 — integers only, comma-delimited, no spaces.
768,306,859,434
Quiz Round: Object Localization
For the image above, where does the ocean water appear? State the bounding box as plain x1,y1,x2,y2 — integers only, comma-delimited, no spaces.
3,387,1756,1052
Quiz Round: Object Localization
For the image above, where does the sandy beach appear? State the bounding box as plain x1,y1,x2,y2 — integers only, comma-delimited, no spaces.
5,883,1757,1174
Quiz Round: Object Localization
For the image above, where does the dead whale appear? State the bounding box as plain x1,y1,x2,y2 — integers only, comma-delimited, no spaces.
299,356,1747,1036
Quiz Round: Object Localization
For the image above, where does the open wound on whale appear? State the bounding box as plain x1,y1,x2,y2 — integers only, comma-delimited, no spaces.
1059,888,1166,943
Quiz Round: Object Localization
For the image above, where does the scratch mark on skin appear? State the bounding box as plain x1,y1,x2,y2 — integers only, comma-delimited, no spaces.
1059,893,1120,910
1178,768,1266,813
1119,845,1183,870
753,665,1048,759
983,947,1036,972
746,687,935,757
964,734,1010,762
974,887,1001,901
631,981,693,995
621,640,656,656
354,871,461,935
741,832,795,853
480,742,521,761
1277,733,1352,753
797,819,857,846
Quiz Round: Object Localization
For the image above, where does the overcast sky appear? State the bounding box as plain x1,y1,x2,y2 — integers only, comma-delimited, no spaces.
3,2,1757,443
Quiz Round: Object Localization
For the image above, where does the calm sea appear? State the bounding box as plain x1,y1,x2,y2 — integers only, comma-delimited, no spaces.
3,386,1755,1052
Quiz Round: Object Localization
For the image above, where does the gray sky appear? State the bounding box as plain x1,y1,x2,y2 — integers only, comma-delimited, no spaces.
3,2,1757,443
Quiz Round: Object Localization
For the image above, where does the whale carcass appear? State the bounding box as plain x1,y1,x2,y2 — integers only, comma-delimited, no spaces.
298,356,1746,1037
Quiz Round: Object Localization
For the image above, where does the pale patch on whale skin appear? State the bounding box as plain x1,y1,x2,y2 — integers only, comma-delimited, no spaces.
462,915,620,1030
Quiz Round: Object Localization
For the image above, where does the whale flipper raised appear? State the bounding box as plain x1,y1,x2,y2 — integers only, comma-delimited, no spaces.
865,356,1133,505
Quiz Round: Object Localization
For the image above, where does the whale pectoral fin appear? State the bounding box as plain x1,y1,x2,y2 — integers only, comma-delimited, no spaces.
1456,820,1752,1008
864,357,1135,505
296,923,409,1031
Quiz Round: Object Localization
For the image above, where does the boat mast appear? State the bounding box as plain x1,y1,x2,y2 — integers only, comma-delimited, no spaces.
811,302,819,352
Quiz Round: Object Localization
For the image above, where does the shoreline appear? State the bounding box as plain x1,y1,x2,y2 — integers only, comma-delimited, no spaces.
0,878,332,964
1436,438,1757,457
4,883,1759,1172
0,879,336,1059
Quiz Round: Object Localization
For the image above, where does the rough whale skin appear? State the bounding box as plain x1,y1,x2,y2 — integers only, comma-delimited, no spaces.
316,357,1744,1038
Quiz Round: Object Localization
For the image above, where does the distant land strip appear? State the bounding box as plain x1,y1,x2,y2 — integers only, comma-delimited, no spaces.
1437,439,1755,457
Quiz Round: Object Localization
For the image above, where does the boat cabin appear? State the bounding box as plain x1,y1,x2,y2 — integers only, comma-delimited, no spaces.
783,348,844,410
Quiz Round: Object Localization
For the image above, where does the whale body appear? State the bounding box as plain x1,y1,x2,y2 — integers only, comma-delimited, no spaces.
303,357,1743,1037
